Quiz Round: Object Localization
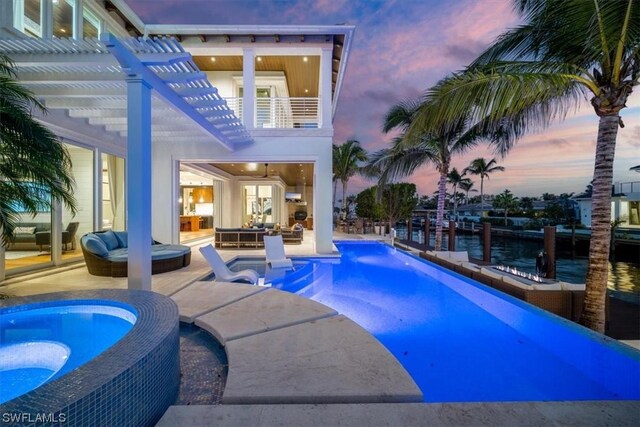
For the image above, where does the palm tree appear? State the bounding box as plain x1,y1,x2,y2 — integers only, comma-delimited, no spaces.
416,0,639,332
0,54,76,247
447,167,471,218
458,180,476,204
463,158,504,211
493,189,519,226
368,100,502,251
333,140,368,220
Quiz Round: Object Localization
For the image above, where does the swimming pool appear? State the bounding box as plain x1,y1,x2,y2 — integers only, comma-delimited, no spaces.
228,241,640,402
0,301,137,404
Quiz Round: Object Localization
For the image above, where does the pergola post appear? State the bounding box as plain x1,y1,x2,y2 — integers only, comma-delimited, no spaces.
242,48,255,129
126,75,152,290
320,47,333,129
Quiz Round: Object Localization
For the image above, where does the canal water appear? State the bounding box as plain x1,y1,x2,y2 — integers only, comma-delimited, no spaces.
395,227,640,303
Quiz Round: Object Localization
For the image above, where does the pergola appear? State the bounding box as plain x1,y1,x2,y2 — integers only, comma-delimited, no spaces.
0,34,253,289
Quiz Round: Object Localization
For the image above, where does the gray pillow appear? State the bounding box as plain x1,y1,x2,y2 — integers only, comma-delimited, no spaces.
114,231,128,248
83,235,109,257
97,230,119,251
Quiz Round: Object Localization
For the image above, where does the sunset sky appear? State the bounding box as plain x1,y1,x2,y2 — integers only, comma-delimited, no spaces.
126,0,640,198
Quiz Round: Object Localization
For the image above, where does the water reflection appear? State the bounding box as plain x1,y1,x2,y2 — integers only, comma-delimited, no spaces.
396,228,639,297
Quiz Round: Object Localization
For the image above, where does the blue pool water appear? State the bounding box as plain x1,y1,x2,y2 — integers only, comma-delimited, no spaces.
0,301,137,404
229,241,640,402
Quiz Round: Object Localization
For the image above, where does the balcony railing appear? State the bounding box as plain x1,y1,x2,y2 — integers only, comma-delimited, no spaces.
224,97,319,129
618,181,640,194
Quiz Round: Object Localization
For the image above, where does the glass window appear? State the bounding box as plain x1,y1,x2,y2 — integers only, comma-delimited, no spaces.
629,201,640,226
82,7,99,38
102,153,126,231
61,144,94,261
13,0,41,37
53,0,74,38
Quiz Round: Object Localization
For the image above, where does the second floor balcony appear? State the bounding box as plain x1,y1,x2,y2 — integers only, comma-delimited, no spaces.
224,97,320,129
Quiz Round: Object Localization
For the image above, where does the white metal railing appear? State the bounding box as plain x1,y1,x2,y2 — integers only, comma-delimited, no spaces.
618,181,640,194
225,97,319,129
224,97,243,122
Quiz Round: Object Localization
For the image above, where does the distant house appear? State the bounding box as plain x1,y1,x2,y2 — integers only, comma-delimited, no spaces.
575,170,640,229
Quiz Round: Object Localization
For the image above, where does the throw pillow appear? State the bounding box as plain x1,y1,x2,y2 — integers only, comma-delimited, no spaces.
15,226,37,234
96,230,120,251
82,235,109,257
114,231,128,248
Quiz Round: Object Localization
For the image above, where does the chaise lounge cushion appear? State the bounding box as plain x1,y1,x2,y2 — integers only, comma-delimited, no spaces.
96,230,120,251
114,231,128,248
83,234,110,257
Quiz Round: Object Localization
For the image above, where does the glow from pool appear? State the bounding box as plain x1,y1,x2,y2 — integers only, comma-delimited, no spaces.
229,241,640,402
0,302,137,404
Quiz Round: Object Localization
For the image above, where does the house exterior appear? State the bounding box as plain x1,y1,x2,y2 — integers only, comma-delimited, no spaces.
0,0,354,285
576,179,640,230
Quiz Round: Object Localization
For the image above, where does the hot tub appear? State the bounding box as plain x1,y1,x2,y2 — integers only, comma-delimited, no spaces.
0,290,179,426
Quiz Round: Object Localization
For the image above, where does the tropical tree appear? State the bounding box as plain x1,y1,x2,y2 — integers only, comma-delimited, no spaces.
379,183,418,229
447,167,471,218
367,99,504,250
333,140,368,220
463,158,504,211
458,179,476,204
493,189,519,226
414,0,639,332
0,54,76,247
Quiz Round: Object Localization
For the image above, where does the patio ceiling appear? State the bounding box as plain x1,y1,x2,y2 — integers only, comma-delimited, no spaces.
0,35,253,150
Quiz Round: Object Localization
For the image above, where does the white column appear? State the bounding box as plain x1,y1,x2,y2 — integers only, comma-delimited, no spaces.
319,47,333,130
51,200,63,265
126,76,152,290
41,0,53,38
73,0,83,40
314,146,333,253
242,48,256,129
0,1,14,31
93,148,103,231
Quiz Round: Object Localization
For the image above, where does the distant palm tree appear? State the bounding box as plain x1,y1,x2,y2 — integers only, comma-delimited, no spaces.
458,180,476,204
416,0,639,332
447,167,471,218
464,158,504,211
0,54,76,247
368,100,504,250
493,189,519,226
333,140,368,220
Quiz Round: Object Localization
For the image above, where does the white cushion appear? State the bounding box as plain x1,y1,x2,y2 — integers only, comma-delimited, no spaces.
15,226,37,234
532,283,562,291
501,275,531,290
559,282,586,291
425,251,436,257
448,251,469,262
433,251,450,259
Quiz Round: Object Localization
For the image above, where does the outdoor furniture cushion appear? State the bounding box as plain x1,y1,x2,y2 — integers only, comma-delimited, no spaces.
82,234,110,257
96,230,120,251
114,231,128,248
559,282,586,291
15,226,37,234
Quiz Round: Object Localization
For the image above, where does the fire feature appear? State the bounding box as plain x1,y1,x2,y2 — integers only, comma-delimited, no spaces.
494,265,544,283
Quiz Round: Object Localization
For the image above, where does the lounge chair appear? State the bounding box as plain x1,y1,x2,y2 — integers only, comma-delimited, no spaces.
264,235,294,269
199,244,259,284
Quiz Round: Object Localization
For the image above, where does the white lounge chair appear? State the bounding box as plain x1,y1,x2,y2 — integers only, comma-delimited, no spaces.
264,235,294,269
199,244,259,284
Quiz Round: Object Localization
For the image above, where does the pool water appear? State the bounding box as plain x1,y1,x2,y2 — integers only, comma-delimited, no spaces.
0,302,137,404
229,241,640,402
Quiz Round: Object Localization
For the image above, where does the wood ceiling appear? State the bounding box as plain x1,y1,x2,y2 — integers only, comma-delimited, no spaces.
193,55,320,97
211,162,313,186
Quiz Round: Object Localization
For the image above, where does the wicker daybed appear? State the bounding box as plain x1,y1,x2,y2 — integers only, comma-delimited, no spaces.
80,231,191,277
419,251,589,321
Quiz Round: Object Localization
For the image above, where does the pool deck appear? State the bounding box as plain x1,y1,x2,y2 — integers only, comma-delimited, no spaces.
2,231,640,426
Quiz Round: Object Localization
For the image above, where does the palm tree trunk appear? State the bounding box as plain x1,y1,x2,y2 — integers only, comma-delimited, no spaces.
480,177,484,211
333,179,338,214
580,115,619,333
341,180,348,220
434,170,447,250
453,184,458,219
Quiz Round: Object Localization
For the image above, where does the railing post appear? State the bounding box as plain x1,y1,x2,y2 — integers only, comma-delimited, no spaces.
544,226,556,279
448,220,456,251
483,222,491,264
407,219,413,242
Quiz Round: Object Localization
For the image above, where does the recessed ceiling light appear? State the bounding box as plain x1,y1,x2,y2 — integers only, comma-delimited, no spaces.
304,89,309,93
210,57,216,62
60,28,66,33
231,163,235,166
299,164,302,166
256,56,262,62
303,56,308,62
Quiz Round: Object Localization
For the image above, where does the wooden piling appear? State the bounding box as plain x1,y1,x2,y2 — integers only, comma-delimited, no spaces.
544,226,556,279
448,220,456,251
483,222,491,263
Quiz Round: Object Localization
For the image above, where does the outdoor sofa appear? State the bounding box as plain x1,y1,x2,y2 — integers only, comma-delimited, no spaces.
214,223,304,248
419,250,590,322
80,230,191,277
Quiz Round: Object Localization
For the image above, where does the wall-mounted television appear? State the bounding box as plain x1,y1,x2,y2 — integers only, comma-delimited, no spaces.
285,192,302,201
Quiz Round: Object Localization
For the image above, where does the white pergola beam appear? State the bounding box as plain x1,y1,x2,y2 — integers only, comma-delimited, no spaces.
17,72,126,84
9,52,192,67
34,86,128,97
101,33,235,151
